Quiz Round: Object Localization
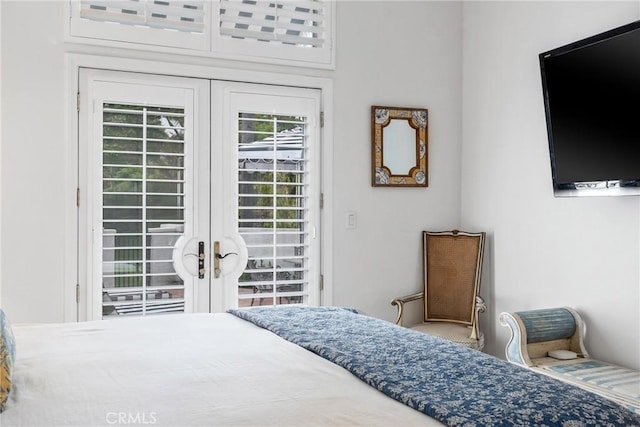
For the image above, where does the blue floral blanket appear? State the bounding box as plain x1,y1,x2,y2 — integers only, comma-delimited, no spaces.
228,306,640,427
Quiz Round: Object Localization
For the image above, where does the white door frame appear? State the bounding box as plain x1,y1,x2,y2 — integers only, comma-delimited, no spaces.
66,54,334,321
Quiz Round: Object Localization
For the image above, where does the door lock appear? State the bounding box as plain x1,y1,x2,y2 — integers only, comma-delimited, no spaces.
179,236,207,279
213,241,238,278
198,241,205,279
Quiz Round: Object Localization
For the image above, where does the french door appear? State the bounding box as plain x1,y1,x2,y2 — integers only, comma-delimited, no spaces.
78,70,321,320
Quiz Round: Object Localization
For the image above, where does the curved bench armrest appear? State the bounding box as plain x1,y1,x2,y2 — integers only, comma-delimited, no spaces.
499,311,533,367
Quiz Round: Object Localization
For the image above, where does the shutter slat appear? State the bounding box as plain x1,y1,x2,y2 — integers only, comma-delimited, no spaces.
80,9,145,26
221,1,324,24
219,27,324,48
219,15,324,37
81,0,145,14
146,2,205,20
146,17,204,33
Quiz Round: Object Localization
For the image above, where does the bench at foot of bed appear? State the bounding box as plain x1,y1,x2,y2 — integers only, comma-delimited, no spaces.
499,307,640,415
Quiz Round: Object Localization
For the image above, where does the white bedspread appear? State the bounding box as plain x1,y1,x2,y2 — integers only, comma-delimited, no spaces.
1,313,440,427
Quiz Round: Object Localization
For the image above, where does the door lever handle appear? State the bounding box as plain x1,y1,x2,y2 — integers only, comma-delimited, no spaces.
215,252,238,260
213,241,238,278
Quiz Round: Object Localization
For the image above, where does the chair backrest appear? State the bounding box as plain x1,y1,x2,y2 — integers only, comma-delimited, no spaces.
423,230,485,325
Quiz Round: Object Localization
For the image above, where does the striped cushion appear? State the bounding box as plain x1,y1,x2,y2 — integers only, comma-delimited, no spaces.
0,309,16,412
543,360,640,414
515,307,576,343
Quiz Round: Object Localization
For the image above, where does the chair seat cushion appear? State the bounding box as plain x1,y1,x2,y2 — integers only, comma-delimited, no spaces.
410,322,484,351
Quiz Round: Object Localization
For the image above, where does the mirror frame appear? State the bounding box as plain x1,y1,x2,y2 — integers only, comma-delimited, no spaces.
371,106,428,187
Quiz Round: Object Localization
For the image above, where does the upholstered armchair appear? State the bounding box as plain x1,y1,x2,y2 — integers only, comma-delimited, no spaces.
391,230,486,351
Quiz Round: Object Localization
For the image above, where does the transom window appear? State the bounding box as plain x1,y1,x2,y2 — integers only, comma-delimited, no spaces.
69,0,335,67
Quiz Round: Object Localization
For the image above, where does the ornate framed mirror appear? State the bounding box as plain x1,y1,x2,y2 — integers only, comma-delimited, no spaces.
371,106,428,187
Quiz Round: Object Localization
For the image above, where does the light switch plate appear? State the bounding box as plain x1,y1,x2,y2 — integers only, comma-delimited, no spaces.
346,211,357,229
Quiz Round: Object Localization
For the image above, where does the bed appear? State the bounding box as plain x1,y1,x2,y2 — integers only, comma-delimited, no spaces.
1,306,639,427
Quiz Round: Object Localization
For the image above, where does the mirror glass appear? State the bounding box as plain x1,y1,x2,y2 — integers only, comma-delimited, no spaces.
382,119,416,175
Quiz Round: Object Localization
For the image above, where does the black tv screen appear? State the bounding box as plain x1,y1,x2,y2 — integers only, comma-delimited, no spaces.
540,20,640,196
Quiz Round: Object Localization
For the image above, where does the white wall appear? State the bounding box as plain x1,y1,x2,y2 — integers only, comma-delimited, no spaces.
0,1,463,324
461,1,640,369
1,1,67,322
331,1,463,322
0,0,3,308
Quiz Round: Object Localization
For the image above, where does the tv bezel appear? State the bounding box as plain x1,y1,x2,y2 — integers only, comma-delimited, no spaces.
539,20,640,197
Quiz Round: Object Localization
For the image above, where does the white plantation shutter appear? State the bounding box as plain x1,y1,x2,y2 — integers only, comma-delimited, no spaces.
214,0,332,65
101,103,189,317
71,0,211,50
69,0,334,67
219,0,326,47
237,115,312,307
79,0,206,33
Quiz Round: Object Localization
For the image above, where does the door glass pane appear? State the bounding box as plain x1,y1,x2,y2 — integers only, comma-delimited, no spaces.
237,113,309,307
102,104,186,317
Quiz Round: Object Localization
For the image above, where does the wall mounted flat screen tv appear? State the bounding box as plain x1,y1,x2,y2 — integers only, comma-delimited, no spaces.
540,20,640,196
